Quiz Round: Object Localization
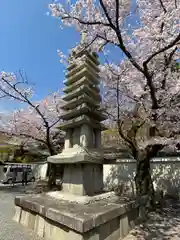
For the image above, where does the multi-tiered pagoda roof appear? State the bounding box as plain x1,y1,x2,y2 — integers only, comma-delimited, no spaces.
59,51,107,131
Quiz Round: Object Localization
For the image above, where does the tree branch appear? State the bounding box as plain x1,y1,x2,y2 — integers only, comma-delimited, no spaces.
174,0,178,8
62,15,110,27
159,0,167,13
0,130,47,145
49,117,61,128
143,33,180,66
101,1,145,74
97,34,120,47
115,0,120,28
0,72,63,155
114,29,145,74
142,64,158,109
161,46,177,89
1,75,49,128
99,0,116,29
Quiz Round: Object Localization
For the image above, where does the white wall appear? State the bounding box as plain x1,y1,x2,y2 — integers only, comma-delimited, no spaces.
103,157,180,197
0,166,4,181
32,162,48,180
8,157,179,197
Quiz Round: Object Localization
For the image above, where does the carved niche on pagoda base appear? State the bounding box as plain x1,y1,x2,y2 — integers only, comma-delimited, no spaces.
64,129,73,150
80,124,94,148
64,126,101,151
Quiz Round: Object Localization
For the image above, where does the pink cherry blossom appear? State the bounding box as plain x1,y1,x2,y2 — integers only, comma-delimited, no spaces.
0,71,65,155
49,0,180,146
48,0,179,195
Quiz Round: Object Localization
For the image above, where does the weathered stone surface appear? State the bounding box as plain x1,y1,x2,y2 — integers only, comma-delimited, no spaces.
94,129,101,148
64,128,73,149
27,211,36,230
14,197,138,240
120,214,129,238
57,115,106,131
48,147,104,164
13,206,22,223
47,191,116,205
80,124,93,148
35,215,45,237
61,104,106,124
20,209,36,230
62,163,103,195
63,76,100,94
20,209,28,226
98,218,120,240
62,85,101,102
72,128,81,148
66,53,100,80
64,64,99,87
61,94,99,111
14,194,137,233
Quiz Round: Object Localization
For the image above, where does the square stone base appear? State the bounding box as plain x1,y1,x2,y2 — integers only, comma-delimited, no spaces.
62,163,103,196
14,194,139,240
48,147,105,196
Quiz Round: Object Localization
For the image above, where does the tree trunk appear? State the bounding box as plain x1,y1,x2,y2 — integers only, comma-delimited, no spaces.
134,156,154,198
47,146,55,156
47,163,56,189
134,144,163,205
46,126,56,156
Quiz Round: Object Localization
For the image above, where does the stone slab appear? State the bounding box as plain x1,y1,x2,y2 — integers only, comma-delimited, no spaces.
64,63,99,87
46,191,116,204
62,85,101,102
14,207,132,240
61,103,106,122
35,215,45,237
66,52,100,76
70,50,99,65
47,147,104,164
13,206,22,222
61,93,99,111
14,194,136,233
58,115,106,131
63,76,100,94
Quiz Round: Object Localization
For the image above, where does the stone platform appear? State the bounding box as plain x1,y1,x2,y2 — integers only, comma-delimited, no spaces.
14,193,139,240
46,191,116,204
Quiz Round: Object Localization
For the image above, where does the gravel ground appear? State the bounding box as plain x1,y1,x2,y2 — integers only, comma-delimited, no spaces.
0,184,44,240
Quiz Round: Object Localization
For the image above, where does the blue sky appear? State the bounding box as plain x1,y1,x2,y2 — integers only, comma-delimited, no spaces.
0,0,80,111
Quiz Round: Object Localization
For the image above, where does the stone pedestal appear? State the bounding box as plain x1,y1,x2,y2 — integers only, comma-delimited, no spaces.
48,146,104,196
14,194,139,240
62,163,103,196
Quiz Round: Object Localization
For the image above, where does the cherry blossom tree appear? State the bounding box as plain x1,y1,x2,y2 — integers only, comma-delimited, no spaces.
48,0,180,199
0,70,65,156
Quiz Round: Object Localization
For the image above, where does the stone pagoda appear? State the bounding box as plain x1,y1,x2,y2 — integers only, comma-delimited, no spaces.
47,50,107,196
13,50,139,240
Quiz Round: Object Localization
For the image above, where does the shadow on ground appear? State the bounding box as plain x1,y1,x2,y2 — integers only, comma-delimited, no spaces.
0,184,35,195
127,199,180,239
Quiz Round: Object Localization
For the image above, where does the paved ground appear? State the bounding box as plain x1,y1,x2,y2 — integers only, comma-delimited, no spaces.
124,199,180,240
0,184,44,240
